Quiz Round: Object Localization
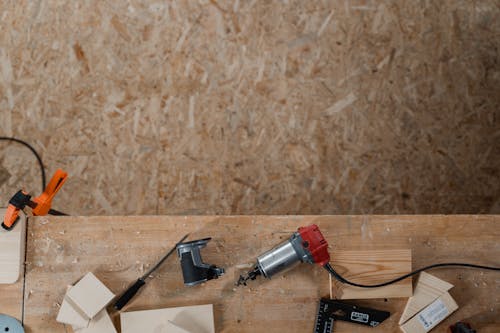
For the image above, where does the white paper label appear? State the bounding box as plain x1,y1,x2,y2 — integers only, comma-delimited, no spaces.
350,311,369,324
417,298,449,331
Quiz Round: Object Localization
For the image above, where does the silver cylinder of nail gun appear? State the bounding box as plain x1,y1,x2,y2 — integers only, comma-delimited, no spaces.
256,235,304,278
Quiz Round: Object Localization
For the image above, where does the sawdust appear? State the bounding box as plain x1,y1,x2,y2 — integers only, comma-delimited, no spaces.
38,217,49,225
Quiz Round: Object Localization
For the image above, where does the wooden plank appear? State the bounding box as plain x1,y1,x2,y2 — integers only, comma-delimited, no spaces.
65,272,115,319
330,249,412,299
399,272,453,324
74,309,117,333
0,209,26,283
16,215,500,332
166,321,193,333
56,292,89,329
0,209,25,321
121,304,214,333
0,283,23,320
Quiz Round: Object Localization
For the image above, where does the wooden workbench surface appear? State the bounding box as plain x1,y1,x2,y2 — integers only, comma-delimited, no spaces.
1,215,499,332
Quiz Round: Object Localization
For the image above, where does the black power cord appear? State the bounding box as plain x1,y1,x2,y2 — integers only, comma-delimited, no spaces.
0,136,46,192
324,262,500,288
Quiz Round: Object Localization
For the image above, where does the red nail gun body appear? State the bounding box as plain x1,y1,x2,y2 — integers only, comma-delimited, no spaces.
2,169,68,230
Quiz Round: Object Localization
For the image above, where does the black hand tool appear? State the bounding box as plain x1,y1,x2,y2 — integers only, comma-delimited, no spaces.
314,298,390,333
176,237,225,286
114,234,189,310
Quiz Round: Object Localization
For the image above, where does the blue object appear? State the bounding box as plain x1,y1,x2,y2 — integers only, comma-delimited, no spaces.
0,314,24,333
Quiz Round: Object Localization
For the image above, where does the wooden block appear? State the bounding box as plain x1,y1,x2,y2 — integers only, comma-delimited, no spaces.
167,321,193,333
400,292,458,333
399,272,453,324
0,209,26,284
66,272,115,319
73,309,117,333
121,304,214,333
171,308,213,333
330,249,412,299
56,288,89,329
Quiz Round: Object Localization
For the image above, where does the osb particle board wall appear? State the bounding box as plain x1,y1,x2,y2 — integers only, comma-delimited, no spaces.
0,1,499,215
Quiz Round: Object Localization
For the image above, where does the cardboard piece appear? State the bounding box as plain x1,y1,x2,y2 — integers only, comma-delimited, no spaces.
0,209,26,284
66,272,115,319
74,309,117,333
399,272,454,325
120,304,214,333
400,292,458,333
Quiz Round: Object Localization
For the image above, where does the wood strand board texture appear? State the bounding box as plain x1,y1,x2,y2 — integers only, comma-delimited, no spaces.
19,215,500,333
1,1,500,216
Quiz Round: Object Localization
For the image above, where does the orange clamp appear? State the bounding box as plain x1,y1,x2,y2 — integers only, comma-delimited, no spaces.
2,169,68,231
3,205,18,229
32,169,68,216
